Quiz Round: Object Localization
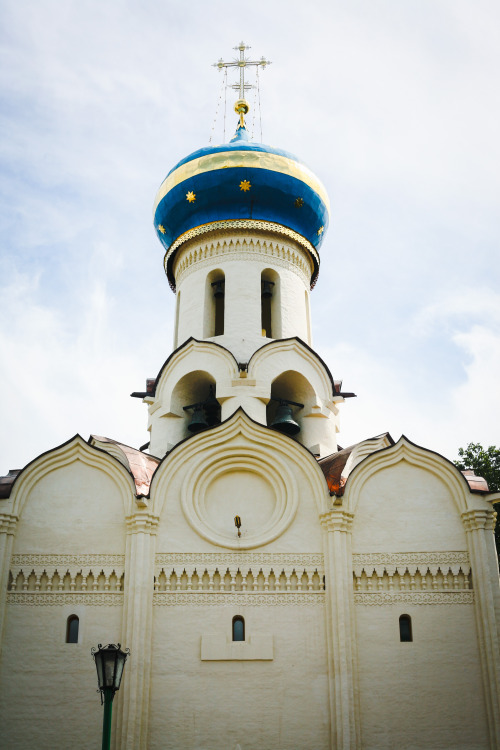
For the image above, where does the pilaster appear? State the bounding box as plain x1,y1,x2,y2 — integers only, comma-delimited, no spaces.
0,514,18,649
462,508,500,749
320,509,359,750
118,511,159,750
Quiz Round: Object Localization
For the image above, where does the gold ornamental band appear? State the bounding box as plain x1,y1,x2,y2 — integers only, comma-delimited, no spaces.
153,150,330,214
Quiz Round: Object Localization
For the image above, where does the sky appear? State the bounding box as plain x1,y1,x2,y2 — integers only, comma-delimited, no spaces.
0,0,499,474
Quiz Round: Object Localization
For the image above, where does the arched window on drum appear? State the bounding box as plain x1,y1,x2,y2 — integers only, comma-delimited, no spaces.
205,269,225,337
261,269,281,339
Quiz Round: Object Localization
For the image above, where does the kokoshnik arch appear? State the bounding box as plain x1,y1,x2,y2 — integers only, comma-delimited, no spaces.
1,42,500,750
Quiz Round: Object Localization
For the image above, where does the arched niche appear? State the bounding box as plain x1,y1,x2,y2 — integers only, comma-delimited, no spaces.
267,370,316,445
10,437,132,552
346,439,475,552
170,370,220,442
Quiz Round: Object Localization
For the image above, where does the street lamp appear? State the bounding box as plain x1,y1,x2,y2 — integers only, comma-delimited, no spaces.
91,643,130,750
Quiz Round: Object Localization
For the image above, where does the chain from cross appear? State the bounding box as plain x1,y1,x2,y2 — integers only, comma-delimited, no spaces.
213,42,271,101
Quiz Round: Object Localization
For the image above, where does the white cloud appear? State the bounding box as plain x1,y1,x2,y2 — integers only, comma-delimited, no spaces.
413,288,500,337
0,266,160,474
321,286,500,460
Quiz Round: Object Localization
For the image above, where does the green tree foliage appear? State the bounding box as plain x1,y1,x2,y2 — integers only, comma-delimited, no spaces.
454,443,500,558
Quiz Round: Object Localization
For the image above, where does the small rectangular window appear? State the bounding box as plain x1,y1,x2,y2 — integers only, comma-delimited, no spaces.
232,615,245,641
399,614,412,642
66,615,79,643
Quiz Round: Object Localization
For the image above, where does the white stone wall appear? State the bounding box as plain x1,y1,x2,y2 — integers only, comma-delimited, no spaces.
346,445,500,749
12,460,127,554
149,603,330,750
355,603,488,749
351,461,467,553
0,601,124,750
0,440,132,750
1,421,499,749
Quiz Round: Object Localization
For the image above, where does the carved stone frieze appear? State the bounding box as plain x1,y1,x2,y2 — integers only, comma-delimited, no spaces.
353,551,470,567
354,591,474,606
154,554,325,593
165,220,319,289
154,569,323,593
155,552,324,566
173,235,313,287
352,551,472,593
8,555,125,594
11,553,125,566
153,592,325,606
7,592,123,606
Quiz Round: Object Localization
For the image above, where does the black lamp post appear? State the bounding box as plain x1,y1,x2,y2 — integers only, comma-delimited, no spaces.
91,643,130,750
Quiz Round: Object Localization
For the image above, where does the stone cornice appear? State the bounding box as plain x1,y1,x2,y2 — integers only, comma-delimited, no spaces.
320,510,354,533
462,509,496,532
0,513,18,535
126,513,160,534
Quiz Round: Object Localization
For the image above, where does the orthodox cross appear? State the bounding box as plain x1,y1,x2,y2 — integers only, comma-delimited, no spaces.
213,41,271,101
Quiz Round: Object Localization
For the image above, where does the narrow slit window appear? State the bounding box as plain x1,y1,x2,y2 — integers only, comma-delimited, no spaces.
232,615,245,642
174,290,181,348
212,278,225,336
261,278,274,337
66,614,79,644
399,614,412,642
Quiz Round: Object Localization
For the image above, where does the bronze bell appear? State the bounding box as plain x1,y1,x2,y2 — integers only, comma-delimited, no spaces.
204,386,220,427
261,280,275,299
211,280,225,299
270,402,300,436
187,405,209,433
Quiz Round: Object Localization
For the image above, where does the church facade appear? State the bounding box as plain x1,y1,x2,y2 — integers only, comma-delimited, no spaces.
1,82,500,750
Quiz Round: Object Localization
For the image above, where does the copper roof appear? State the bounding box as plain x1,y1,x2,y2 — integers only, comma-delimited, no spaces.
461,469,489,493
90,436,160,496
318,438,492,497
318,447,353,495
0,470,21,499
318,433,394,496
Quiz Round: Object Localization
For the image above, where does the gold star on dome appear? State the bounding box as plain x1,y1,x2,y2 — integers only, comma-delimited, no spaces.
294,197,304,208
317,225,324,236
239,180,251,192
186,191,196,203
158,224,166,234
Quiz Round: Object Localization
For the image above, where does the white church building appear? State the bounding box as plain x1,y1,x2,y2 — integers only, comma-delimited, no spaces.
1,48,500,750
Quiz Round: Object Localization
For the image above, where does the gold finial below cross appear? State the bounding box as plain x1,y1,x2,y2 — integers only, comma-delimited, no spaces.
213,42,271,127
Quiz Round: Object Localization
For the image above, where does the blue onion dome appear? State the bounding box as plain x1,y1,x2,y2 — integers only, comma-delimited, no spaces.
153,124,330,290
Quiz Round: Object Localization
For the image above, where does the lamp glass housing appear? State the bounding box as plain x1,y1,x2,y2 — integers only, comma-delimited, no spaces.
92,643,129,693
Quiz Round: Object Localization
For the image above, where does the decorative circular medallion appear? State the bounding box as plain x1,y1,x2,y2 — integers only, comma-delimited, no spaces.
181,449,299,549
